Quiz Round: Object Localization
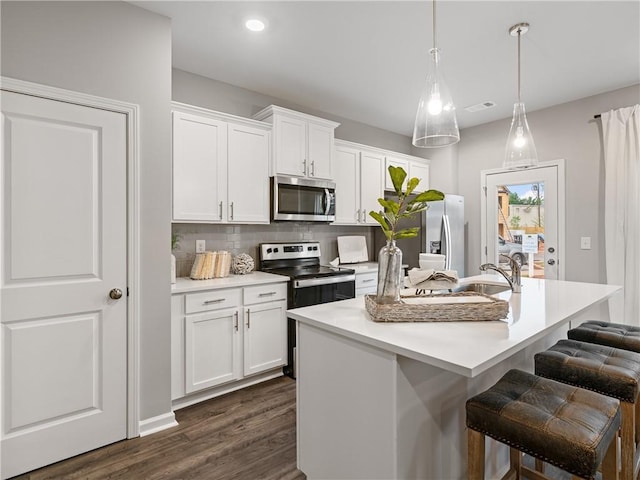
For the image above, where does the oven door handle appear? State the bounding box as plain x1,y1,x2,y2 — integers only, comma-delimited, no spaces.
293,274,356,288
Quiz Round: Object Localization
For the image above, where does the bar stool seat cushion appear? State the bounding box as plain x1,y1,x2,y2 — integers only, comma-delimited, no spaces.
568,320,640,353
535,339,640,403
466,369,621,479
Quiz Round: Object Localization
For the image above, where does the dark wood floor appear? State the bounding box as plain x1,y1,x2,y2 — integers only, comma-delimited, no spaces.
14,376,306,480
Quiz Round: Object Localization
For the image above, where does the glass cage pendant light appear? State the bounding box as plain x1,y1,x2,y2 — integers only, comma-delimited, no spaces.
412,0,460,148
504,22,538,168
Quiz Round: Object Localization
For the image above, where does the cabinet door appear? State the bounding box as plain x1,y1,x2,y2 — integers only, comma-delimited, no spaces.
185,308,241,394
243,300,287,376
359,150,385,225
409,161,430,193
274,115,307,177
384,156,410,191
307,122,334,180
227,123,270,223
172,112,227,222
333,145,360,225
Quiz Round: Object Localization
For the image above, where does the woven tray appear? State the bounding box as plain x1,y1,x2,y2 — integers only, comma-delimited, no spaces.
364,292,509,323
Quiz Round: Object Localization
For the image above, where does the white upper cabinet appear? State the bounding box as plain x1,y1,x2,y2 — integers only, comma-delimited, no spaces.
254,105,340,180
227,122,270,223
384,154,430,193
333,140,384,226
173,111,227,222
172,103,271,224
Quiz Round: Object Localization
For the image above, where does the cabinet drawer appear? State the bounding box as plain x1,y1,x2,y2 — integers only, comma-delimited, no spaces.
185,288,241,314
355,272,377,289
244,283,287,305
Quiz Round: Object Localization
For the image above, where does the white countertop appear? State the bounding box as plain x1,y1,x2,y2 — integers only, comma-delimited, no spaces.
338,261,378,274
287,276,622,378
172,271,288,294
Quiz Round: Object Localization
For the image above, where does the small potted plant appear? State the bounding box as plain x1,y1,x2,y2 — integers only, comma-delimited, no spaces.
370,166,444,303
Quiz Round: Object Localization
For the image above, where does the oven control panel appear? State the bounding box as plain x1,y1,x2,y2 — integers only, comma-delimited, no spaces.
260,242,321,261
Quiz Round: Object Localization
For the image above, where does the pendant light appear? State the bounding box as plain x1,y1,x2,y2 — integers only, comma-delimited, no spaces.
412,0,460,148
504,22,538,168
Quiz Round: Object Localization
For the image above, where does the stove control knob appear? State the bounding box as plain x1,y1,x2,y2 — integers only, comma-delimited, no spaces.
313,246,318,251
274,248,279,253
307,246,312,251
267,248,272,253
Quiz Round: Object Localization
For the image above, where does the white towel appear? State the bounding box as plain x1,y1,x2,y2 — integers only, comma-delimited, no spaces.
405,268,459,290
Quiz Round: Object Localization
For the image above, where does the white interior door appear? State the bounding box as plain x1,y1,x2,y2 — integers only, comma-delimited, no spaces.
1,91,128,478
482,162,565,280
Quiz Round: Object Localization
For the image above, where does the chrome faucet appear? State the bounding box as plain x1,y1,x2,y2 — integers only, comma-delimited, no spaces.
479,258,522,293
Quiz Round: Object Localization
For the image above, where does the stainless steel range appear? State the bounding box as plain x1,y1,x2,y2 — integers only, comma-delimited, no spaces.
259,241,355,377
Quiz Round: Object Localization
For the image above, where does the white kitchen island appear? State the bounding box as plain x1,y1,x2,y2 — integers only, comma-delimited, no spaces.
287,276,621,480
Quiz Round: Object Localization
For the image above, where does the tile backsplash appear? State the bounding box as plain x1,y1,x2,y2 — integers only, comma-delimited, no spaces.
172,223,376,278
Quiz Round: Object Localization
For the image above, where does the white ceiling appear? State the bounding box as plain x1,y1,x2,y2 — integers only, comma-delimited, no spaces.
132,1,640,136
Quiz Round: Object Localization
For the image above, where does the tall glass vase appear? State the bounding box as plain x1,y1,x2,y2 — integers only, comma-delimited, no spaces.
377,239,403,304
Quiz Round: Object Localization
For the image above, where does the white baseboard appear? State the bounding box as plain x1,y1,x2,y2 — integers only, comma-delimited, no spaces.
138,411,179,437
172,369,284,411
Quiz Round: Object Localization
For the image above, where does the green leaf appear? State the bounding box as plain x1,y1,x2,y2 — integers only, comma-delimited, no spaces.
388,165,407,195
405,177,420,196
394,227,420,239
410,189,445,203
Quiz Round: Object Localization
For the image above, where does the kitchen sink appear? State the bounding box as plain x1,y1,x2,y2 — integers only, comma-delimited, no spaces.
454,283,512,295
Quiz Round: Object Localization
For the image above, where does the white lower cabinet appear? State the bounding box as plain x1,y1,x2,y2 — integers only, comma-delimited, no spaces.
172,282,287,401
243,300,287,376
356,271,378,296
185,307,242,394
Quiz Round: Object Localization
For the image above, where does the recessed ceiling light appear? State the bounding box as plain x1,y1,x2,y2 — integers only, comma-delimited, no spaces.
464,101,497,113
245,19,265,32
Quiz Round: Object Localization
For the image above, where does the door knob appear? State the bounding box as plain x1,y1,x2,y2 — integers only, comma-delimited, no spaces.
547,259,556,266
548,247,555,253
109,288,123,300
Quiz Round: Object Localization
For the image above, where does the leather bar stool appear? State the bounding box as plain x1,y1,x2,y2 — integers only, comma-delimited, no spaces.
535,338,640,480
466,369,620,480
568,320,640,353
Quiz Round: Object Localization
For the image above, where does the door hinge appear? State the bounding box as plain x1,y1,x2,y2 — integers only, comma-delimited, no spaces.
484,245,487,256
483,186,487,196
127,287,130,297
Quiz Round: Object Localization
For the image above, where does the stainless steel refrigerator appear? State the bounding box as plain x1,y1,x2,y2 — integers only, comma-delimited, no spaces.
374,193,465,276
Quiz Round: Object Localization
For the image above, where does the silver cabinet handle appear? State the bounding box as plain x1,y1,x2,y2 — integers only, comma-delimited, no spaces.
362,279,375,283
311,160,315,176
246,309,250,328
362,210,367,222
229,202,234,220
258,291,276,297
356,209,361,223
109,288,123,300
203,298,225,305
234,311,239,332
302,159,307,175
547,259,556,265
219,201,223,220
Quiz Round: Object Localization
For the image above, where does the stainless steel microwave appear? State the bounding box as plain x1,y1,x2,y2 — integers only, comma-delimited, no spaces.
272,176,336,222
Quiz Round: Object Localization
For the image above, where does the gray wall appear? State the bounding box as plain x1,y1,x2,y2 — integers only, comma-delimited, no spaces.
1,2,173,422
454,84,640,284
173,68,412,153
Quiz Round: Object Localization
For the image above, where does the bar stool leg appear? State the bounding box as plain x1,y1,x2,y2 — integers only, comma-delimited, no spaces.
534,458,545,473
622,402,635,480
509,447,522,479
467,428,485,480
602,429,620,480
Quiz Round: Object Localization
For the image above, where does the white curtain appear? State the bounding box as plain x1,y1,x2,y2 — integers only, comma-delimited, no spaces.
602,105,640,325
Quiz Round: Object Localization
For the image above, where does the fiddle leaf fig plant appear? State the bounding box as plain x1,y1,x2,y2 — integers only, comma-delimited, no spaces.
370,166,445,241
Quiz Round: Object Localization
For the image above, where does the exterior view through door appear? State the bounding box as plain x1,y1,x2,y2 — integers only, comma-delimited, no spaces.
482,161,565,281
1,90,128,478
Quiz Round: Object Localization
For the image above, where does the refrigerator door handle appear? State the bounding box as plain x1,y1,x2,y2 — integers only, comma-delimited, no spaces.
443,214,452,270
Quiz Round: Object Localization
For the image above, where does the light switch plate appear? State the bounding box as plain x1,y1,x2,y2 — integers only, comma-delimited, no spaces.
580,237,591,250
196,239,206,253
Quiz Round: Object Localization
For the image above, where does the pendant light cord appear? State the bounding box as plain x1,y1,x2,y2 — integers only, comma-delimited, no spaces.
517,27,521,103
432,0,437,50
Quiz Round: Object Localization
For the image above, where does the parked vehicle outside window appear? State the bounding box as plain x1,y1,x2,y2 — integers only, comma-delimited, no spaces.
498,235,527,266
